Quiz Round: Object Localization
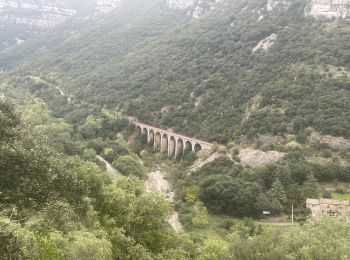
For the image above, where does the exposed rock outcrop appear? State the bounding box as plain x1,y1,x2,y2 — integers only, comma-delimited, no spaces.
266,0,289,11
0,0,126,29
309,132,350,150
239,148,285,168
167,0,194,9
305,0,350,19
167,0,219,19
95,0,122,15
252,33,277,53
0,0,76,28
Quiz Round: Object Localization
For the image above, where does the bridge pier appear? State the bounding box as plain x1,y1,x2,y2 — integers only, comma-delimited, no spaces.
161,134,168,155
132,121,211,159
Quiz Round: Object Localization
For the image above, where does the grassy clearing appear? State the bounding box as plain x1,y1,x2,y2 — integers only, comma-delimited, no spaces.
185,214,243,241
185,213,295,242
331,192,350,201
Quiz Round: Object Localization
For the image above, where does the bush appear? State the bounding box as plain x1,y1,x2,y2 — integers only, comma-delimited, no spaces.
296,132,308,144
112,155,145,178
321,149,332,158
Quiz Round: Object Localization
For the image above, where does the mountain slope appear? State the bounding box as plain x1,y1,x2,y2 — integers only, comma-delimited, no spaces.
0,0,349,143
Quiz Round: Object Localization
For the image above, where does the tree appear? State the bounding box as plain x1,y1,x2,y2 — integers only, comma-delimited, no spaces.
303,174,320,199
112,155,145,178
225,217,350,260
184,185,200,204
0,99,20,140
192,202,209,227
269,178,287,206
270,198,283,215
322,190,332,199
236,218,263,241
255,193,271,215
77,115,102,139
198,238,227,260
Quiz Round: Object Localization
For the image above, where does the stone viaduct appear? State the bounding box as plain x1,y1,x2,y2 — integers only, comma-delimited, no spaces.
131,121,212,158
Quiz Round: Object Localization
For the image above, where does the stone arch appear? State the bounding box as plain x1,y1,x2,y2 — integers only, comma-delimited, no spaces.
176,138,184,159
148,130,154,147
184,141,193,152
140,127,148,145
194,143,202,152
168,136,176,158
155,132,161,151
161,134,168,155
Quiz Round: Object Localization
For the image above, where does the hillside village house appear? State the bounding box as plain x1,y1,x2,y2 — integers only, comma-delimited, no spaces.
306,198,350,218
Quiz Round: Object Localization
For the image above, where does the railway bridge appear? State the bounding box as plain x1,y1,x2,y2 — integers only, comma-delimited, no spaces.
130,121,212,158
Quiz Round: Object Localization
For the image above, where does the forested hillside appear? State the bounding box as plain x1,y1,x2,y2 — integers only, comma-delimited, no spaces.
0,97,201,259
1,0,350,258
2,96,350,260
1,0,349,143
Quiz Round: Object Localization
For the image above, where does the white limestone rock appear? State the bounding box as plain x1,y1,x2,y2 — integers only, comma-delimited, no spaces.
167,0,219,19
167,0,194,9
94,0,122,15
266,0,289,11
305,0,350,19
252,33,277,53
239,148,285,168
0,0,126,29
0,0,76,28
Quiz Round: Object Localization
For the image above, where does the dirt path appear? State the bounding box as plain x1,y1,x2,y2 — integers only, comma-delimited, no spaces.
96,155,118,174
145,169,182,231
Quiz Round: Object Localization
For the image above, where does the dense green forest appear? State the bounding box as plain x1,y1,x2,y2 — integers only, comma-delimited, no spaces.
2,97,350,259
1,0,349,143
179,154,350,220
1,0,350,258
0,97,198,259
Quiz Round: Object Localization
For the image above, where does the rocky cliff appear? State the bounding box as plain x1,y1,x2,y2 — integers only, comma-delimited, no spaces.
0,0,127,29
167,0,194,9
167,0,218,18
267,0,350,18
0,0,77,28
305,0,350,18
0,0,127,50
95,0,122,15
266,0,289,11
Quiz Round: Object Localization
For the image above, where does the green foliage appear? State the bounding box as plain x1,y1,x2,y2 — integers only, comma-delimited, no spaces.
1,0,350,257
225,217,350,260
191,202,209,227
184,185,200,203
197,238,227,260
78,115,102,139
303,174,320,198
185,151,349,217
2,0,349,143
296,132,308,144
112,154,145,178
0,99,193,259
269,178,287,205
322,190,332,199
0,98,20,140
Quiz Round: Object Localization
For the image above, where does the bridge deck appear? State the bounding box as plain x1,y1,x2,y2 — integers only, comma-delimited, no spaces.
131,121,212,146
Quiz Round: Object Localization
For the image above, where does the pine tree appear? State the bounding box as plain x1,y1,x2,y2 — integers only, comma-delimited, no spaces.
270,198,284,215
255,193,271,214
269,178,287,205
303,174,320,198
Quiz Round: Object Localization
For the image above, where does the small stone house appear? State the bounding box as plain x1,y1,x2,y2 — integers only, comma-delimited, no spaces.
306,198,350,217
